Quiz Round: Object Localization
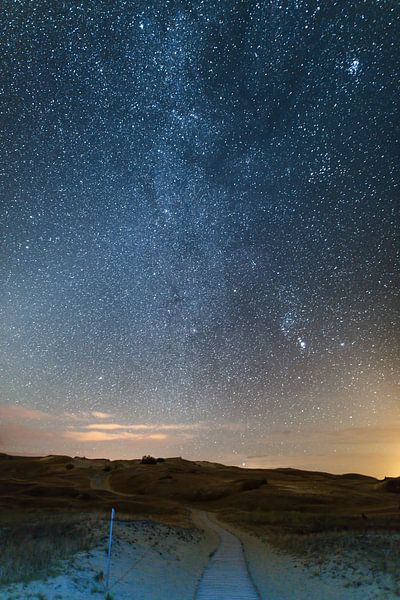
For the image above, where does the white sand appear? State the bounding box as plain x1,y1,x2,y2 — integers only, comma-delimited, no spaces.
0,518,217,600
1,512,397,599
220,520,399,600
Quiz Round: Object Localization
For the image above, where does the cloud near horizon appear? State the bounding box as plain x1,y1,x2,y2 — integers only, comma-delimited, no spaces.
244,423,400,477
64,410,114,421
1,403,399,477
91,411,114,419
64,430,169,442
82,422,211,431
0,404,55,421
249,423,400,450
0,402,232,453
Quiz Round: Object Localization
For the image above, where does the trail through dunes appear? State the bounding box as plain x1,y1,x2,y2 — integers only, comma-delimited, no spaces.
195,512,260,600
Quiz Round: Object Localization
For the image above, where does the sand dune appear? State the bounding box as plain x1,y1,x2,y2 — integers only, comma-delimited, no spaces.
0,453,399,598
1,516,216,599
1,453,396,520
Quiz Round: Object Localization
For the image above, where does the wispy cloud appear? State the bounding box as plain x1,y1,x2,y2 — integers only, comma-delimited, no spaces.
91,411,113,419
64,430,169,442
64,410,114,422
250,424,400,450
329,424,400,445
0,404,54,421
244,423,400,477
0,423,61,451
83,422,211,432
84,423,126,430
3,403,396,478
0,404,244,454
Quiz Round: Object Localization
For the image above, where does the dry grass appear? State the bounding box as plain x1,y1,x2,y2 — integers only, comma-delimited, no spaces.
222,508,399,535
0,512,106,585
219,508,400,595
264,528,400,596
0,454,399,594
223,509,347,533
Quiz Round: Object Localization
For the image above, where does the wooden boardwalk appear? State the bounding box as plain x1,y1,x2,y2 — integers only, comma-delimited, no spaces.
196,513,260,600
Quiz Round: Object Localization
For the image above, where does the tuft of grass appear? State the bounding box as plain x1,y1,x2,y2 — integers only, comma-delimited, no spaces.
94,569,104,582
0,512,106,585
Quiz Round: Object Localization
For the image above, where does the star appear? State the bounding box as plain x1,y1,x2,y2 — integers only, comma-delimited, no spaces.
0,0,397,476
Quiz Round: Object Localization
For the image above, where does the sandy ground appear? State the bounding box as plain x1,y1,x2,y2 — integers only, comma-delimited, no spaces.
1,512,398,599
0,517,217,600
221,519,400,600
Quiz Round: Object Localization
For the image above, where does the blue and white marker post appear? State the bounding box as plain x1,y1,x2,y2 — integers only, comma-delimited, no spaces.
105,507,116,593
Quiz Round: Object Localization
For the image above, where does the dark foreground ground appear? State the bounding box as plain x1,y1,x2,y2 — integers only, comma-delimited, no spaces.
0,453,399,597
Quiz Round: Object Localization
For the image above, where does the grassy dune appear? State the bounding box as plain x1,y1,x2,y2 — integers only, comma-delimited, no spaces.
0,453,399,595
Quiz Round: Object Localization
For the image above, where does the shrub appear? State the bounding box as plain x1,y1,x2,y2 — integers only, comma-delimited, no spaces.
65,463,74,470
383,478,400,493
141,455,157,465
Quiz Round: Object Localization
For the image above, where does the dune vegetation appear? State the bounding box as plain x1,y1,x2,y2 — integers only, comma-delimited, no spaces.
0,453,399,596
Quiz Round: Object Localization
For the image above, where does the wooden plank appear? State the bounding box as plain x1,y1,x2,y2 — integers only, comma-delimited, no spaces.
196,513,260,599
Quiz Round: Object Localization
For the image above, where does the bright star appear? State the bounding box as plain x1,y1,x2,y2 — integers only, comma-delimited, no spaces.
348,58,360,75
298,337,306,350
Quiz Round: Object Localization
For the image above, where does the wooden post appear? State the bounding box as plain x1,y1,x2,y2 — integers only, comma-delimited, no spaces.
105,507,116,592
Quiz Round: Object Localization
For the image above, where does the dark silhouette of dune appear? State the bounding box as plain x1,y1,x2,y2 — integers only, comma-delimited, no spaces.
0,453,398,534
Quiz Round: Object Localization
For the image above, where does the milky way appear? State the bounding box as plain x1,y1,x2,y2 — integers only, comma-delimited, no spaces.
1,1,399,475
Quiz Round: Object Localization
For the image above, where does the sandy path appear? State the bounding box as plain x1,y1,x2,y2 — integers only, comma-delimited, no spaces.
195,512,260,600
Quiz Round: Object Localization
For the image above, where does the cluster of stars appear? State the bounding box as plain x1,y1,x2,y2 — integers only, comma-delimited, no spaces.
1,1,399,468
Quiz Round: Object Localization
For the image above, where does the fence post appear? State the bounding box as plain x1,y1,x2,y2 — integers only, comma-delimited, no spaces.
105,507,116,592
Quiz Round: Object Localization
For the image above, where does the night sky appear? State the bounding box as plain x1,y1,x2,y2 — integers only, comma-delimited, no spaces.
1,1,399,476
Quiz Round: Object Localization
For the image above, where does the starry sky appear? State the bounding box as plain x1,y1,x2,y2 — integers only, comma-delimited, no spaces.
1,1,399,477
